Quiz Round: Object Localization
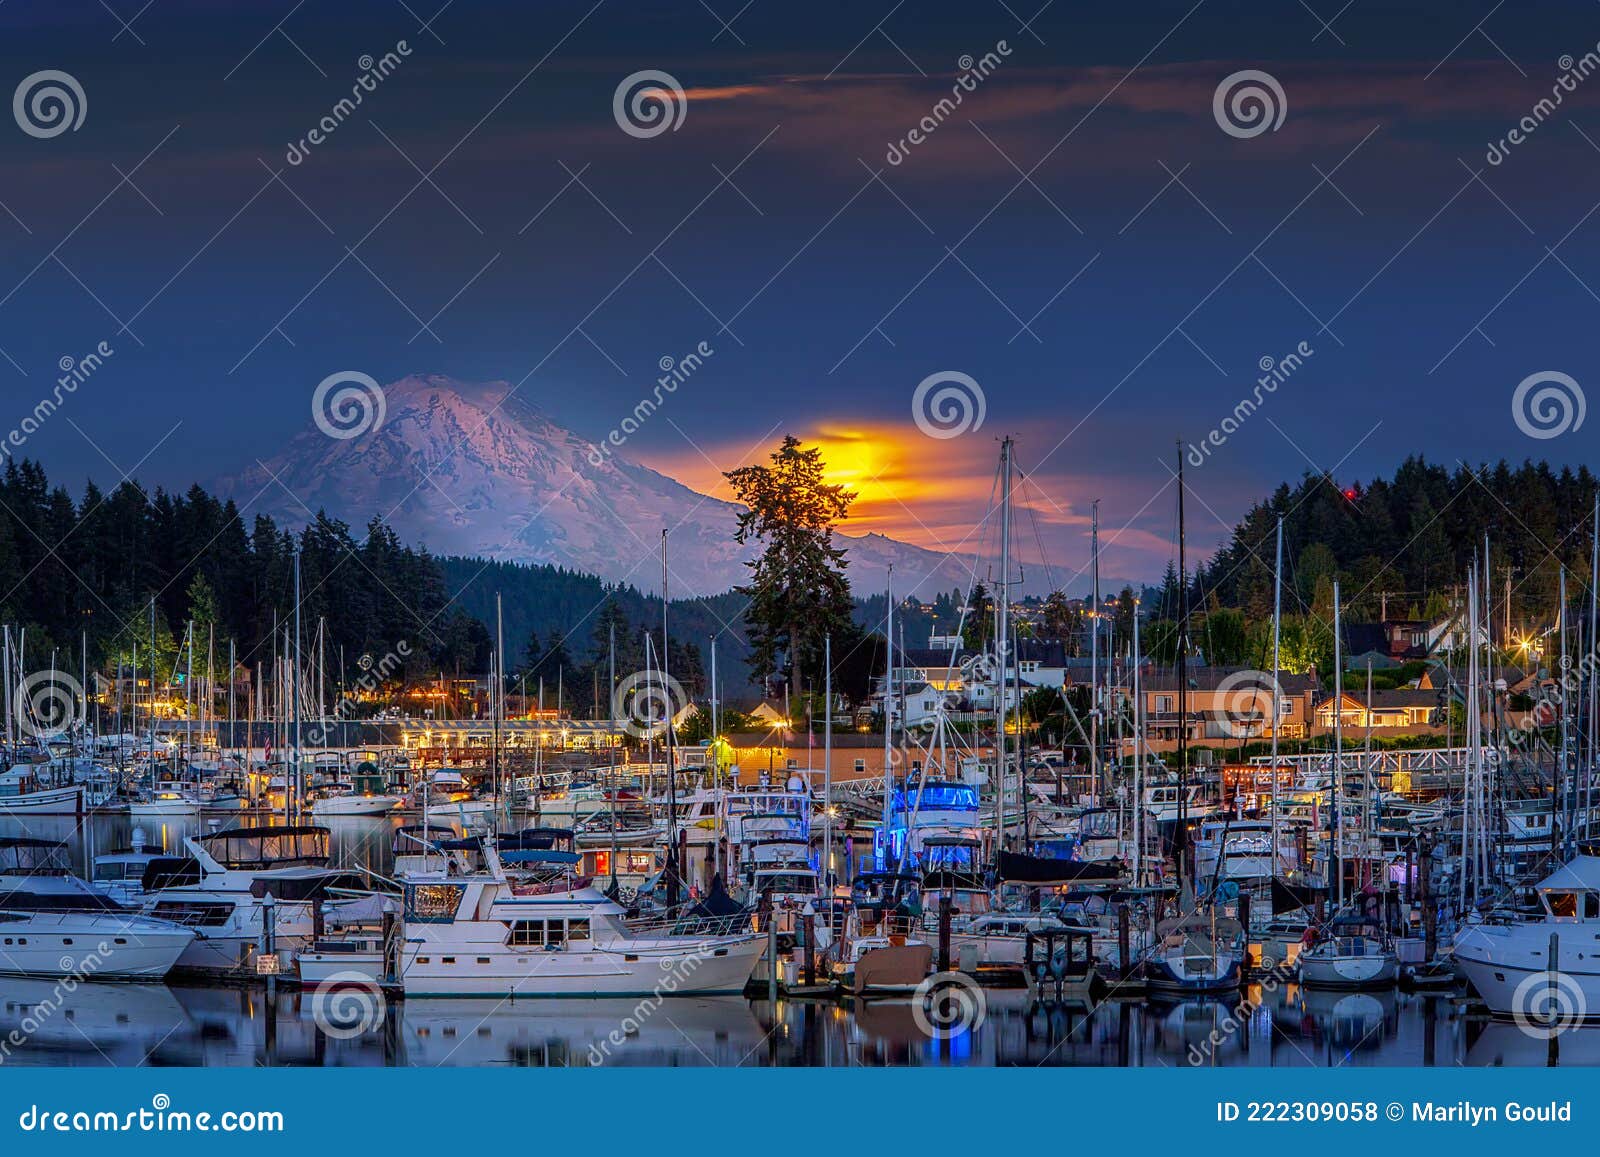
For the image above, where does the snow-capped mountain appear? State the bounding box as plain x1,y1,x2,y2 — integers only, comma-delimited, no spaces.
215,374,970,598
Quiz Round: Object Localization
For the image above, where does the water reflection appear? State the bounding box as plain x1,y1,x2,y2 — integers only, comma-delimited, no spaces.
0,978,1584,1067
1,815,1592,1068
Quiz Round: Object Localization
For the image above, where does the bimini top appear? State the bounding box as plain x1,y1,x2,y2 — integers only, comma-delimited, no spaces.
1537,855,1600,892
194,825,331,869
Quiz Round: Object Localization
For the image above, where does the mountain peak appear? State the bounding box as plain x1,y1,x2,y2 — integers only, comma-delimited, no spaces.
215,374,969,597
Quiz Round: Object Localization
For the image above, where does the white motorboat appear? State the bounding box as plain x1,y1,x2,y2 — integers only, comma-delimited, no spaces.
310,787,402,817
398,841,763,998
138,825,373,974
1454,855,1600,1020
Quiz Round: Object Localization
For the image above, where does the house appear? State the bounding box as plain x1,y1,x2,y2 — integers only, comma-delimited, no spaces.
1120,666,1321,747
1340,620,1432,662
1313,688,1440,730
748,701,789,727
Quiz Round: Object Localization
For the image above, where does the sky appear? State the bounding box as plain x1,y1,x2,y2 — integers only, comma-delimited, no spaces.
1,0,1598,594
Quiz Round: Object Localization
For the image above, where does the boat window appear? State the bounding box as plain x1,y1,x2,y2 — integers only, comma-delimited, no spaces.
568,919,590,942
405,884,466,924
1588,894,1600,919
1549,891,1579,917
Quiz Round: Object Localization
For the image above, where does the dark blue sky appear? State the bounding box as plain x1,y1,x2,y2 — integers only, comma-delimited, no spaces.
1,0,1597,590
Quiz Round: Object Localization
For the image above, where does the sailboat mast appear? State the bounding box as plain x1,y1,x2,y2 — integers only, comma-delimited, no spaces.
1132,604,1143,886
1332,579,1344,908
1175,442,1189,890
824,633,834,891
1271,517,1283,881
996,436,1012,865
661,530,677,892
881,567,895,853
1090,499,1100,801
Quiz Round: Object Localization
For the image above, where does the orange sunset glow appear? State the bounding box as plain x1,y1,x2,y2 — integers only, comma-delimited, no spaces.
641,423,1088,556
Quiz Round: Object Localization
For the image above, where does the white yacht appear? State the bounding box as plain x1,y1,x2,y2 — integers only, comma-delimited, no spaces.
0,838,195,979
398,842,763,997
310,785,402,817
1454,855,1600,1019
138,825,372,974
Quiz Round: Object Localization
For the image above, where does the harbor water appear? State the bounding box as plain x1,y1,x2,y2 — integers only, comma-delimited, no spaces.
0,813,1584,1068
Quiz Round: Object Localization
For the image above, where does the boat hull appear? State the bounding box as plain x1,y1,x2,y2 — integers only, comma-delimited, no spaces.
399,933,764,998
0,784,83,814
0,913,194,978
1454,923,1600,1015
311,795,401,817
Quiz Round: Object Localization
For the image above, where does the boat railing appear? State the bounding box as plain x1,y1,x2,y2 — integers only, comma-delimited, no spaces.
625,911,754,938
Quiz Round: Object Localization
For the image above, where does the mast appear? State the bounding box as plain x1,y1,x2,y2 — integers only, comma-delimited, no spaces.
1090,499,1100,800
1332,578,1344,908
824,633,834,891
494,592,504,807
1588,493,1598,830
661,529,677,903
1557,566,1567,858
148,598,156,797
881,566,895,863
1175,442,1189,891
292,549,303,822
996,436,1013,867
607,623,617,888
1132,595,1144,886
1271,517,1283,881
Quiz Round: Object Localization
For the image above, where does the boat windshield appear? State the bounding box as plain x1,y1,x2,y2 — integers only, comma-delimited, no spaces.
1544,889,1600,919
